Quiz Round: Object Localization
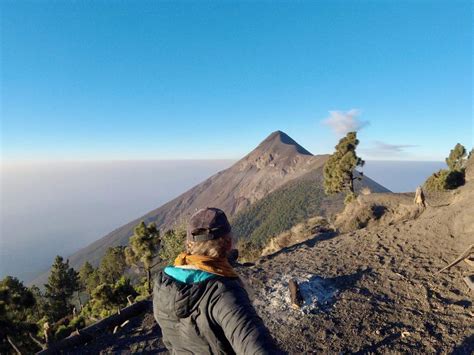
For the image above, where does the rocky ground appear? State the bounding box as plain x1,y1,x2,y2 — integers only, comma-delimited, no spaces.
237,165,473,354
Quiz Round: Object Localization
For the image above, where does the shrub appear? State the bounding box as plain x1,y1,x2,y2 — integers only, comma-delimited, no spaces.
69,316,85,330
160,228,186,265
54,325,70,341
424,169,465,191
344,192,356,205
444,170,465,189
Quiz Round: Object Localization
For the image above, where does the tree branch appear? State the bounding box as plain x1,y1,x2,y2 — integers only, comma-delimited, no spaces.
28,333,46,350
7,335,22,355
150,261,162,270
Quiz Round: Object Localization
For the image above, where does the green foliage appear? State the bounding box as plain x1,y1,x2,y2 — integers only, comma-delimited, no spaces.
160,227,186,265
446,143,466,171
125,221,161,294
424,170,449,191
0,276,40,354
51,316,86,341
133,278,152,300
79,261,100,297
324,131,364,198
424,169,465,192
232,176,327,259
69,315,85,330
98,246,127,284
344,191,356,205
444,170,465,189
54,324,70,341
82,277,137,319
425,143,467,192
44,256,80,322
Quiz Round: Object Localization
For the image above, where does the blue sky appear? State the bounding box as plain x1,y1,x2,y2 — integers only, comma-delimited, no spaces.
1,0,472,161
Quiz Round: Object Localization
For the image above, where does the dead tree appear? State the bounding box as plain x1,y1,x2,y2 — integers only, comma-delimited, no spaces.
289,279,303,308
414,186,426,208
437,244,474,274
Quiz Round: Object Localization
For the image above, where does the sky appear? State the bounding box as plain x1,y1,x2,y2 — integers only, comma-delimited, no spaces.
1,0,472,161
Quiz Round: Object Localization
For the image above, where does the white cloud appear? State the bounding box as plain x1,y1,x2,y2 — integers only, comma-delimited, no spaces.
361,140,419,158
323,109,369,135
372,141,418,153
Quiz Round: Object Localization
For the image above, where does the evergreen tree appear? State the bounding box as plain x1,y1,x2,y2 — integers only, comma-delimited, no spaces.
0,276,39,354
323,131,364,201
446,143,467,171
44,256,80,321
93,276,137,312
98,246,127,284
78,261,100,298
425,143,467,191
125,221,161,295
28,285,47,321
159,227,186,265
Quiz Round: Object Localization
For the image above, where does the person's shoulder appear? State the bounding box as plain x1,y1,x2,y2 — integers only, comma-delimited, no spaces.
207,276,247,297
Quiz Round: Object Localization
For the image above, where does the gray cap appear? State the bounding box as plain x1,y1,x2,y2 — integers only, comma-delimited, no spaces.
187,207,231,242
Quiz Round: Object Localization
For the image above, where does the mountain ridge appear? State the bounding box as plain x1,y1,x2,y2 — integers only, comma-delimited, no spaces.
31,131,389,286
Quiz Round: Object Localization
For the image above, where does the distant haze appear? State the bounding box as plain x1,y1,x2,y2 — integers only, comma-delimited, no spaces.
0,160,234,282
361,161,446,193
1,159,444,282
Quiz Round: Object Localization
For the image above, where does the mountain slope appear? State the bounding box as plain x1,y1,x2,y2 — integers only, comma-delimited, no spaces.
32,130,389,286
232,166,388,253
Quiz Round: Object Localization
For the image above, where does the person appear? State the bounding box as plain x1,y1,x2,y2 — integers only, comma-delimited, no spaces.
153,207,282,354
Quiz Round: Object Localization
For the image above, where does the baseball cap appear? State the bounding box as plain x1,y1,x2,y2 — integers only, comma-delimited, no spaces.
187,207,231,242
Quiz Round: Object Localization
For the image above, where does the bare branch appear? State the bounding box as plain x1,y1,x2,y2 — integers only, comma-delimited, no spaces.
7,335,22,355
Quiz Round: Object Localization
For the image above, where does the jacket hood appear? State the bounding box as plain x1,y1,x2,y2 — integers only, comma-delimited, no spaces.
154,269,219,318
164,266,217,283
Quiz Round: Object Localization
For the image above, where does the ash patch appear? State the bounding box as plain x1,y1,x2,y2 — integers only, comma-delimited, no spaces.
298,275,339,313
254,273,339,316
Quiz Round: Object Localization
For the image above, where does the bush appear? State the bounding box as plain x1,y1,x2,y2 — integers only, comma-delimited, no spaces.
444,170,465,189
344,192,356,205
424,169,465,191
237,239,264,261
69,316,85,330
160,228,186,265
54,325,71,341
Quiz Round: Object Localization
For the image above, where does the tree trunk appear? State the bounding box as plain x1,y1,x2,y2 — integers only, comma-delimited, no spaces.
348,172,354,193
77,291,83,309
6,335,22,355
146,268,152,295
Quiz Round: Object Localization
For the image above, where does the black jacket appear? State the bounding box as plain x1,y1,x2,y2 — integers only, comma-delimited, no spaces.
153,270,282,354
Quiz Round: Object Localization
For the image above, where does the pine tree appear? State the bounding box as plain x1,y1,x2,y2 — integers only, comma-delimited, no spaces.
98,246,127,284
78,261,100,297
0,276,39,354
44,256,80,321
125,221,161,295
159,227,186,265
446,143,466,171
425,143,467,191
323,131,364,201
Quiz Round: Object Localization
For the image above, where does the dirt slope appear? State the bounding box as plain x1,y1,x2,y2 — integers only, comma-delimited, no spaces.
238,160,473,353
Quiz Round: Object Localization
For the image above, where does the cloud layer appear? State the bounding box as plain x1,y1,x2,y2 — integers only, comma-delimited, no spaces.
373,141,418,152
323,109,369,135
